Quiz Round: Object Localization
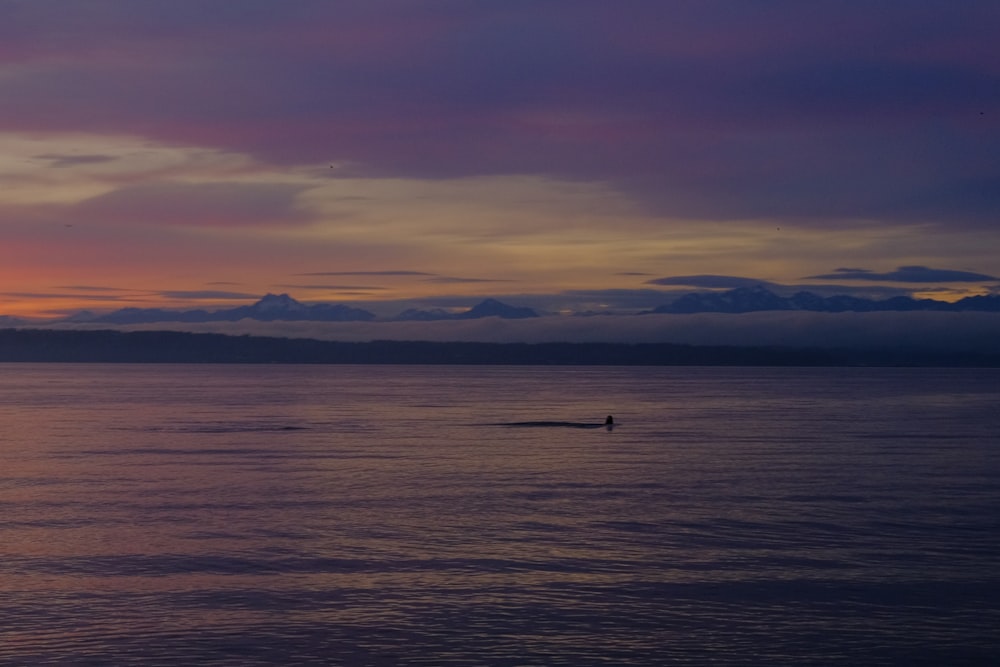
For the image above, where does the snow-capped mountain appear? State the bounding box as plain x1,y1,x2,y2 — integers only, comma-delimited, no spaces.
648,285,1000,314
87,294,376,324
394,298,539,321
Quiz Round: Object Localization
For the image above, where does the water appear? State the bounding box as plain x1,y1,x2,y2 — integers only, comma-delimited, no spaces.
1,364,998,666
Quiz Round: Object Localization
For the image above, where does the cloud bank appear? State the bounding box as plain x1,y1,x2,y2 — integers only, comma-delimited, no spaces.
805,266,1000,283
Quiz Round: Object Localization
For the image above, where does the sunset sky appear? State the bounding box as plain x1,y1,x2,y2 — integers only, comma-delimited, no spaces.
2,1,999,323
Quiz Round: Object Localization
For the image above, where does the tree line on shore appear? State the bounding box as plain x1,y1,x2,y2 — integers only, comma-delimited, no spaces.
1,328,998,366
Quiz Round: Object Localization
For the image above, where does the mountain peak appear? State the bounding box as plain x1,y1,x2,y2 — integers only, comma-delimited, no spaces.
393,298,539,321
86,293,375,324
252,293,305,311
461,299,538,319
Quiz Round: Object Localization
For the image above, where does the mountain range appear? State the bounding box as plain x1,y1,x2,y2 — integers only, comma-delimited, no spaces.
79,293,377,325
646,285,1000,314
3,287,1000,327
40,293,541,326
394,298,538,321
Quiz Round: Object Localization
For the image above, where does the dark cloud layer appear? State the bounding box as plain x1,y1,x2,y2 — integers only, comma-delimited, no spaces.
296,271,435,277
806,266,1000,283
646,275,778,289
37,154,118,168
424,276,517,284
157,290,260,300
3,1,999,227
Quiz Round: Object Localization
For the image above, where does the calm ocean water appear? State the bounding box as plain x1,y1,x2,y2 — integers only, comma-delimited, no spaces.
1,363,998,666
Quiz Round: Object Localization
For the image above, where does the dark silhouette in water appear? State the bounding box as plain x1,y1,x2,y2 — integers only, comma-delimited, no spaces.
497,415,615,430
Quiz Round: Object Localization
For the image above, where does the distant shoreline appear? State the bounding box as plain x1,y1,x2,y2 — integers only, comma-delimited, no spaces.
2,328,999,367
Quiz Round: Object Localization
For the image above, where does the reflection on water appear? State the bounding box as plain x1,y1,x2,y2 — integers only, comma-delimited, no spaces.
1,364,999,665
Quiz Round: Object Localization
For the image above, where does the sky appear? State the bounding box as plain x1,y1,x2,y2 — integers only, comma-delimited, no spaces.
2,1,1000,340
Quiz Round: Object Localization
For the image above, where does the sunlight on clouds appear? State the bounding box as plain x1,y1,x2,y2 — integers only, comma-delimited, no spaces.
1,132,958,298
653,221,949,286
0,132,260,206
294,174,653,285
3,132,996,319
299,174,639,238
195,173,971,305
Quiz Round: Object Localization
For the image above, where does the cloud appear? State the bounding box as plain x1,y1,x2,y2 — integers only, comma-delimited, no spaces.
1,1,997,227
286,271,532,290
1,291,136,303
275,284,388,292
156,290,260,300
73,182,314,227
805,265,999,283
54,285,134,292
295,271,435,277
36,154,118,168
3,2,1000,323
645,275,778,289
424,276,517,284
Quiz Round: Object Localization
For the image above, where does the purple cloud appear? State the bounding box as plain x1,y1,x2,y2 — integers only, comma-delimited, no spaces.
36,154,118,168
805,266,999,283
0,0,996,230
